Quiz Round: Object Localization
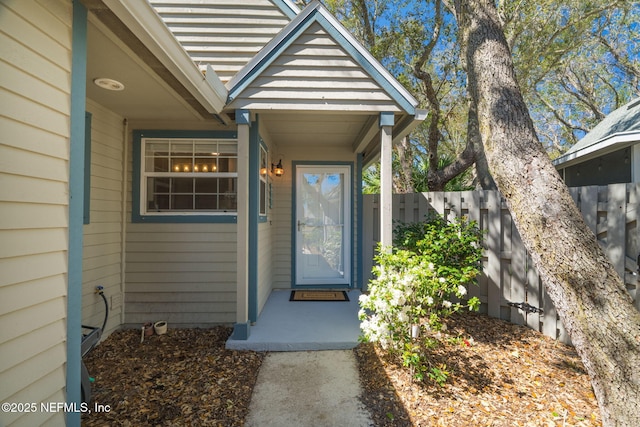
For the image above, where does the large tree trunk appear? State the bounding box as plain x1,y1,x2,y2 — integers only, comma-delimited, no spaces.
467,98,496,190
454,1,640,425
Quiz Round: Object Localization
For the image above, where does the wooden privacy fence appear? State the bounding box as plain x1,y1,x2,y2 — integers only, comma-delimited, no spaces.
362,183,640,344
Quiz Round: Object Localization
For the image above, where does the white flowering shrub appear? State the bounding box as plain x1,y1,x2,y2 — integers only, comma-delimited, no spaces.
359,215,482,383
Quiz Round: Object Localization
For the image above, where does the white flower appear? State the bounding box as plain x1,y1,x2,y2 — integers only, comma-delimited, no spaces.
458,285,467,296
359,294,369,305
428,263,435,271
439,277,446,283
390,288,405,306
426,296,434,306
443,300,452,308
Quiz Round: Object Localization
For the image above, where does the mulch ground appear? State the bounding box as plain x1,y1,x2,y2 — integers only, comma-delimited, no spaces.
354,312,601,426
82,327,264,426
82,313,600,426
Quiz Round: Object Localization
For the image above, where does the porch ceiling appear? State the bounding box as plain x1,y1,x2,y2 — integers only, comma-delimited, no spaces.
258,111,374,148
86,17,203,122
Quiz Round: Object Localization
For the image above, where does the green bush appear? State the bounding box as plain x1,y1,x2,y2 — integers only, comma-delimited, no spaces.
359,214,483,383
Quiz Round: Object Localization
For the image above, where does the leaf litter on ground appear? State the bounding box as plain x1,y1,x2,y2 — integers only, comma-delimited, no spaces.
83,313,599,426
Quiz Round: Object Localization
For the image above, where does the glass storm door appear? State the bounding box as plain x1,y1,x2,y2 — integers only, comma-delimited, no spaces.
295,165,351,286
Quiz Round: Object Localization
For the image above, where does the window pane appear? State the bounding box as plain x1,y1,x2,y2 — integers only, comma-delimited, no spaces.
170,142,193,156
172,158,192,173
148,177,170,193
194,160,214,173
149,195,169,211
260,147,267,175
145,142,169,156
195,178,217,193
260,181,266,215
218,143,237,156
219,177,236,210
172,178,194,193
194,143,218,157
150,157,169,172
172,195,193,210
220,195,236,210
219,178,235,193
195,195,217,210
218,157,237,173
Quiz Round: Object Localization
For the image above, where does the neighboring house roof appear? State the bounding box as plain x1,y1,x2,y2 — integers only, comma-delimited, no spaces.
225,1,419,115
151,0,300,84
553,97,640,167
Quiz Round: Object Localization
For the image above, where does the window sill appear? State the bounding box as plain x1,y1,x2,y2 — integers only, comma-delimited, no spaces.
133,213,238,224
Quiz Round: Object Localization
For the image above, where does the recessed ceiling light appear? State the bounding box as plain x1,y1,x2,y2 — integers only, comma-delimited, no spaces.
93,78,125,91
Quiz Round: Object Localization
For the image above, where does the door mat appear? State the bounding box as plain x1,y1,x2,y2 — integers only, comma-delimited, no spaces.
289,290,350,302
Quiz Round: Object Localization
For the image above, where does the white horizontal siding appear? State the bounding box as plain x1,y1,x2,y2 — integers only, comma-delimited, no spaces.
229,23,401,112
82,100,125,338
125,223,238,327
0,1,71,425
151,0,291,83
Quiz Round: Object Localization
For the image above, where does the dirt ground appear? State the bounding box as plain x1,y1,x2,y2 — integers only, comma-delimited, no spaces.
82,313,600,426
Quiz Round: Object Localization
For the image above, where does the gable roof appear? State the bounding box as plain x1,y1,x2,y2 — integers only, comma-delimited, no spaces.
151,0,300,84
226,1,419,114
554,97,640,167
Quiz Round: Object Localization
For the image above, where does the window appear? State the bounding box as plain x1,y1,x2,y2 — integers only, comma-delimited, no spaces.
141,138,238,215
259,144,268,217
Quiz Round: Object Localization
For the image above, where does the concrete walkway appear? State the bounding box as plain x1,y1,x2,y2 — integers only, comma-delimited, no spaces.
245,350,373,427
226,289,362,351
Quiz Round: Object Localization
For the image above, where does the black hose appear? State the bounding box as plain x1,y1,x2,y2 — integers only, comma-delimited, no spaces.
94,285,109,333
99,291,109,333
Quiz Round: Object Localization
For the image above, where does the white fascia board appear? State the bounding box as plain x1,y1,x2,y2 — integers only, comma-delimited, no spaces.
313,2,420,112
274,0,301,18
552,131,640,168
103,0,228,114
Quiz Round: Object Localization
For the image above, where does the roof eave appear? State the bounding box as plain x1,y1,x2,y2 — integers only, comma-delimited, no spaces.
102,0,229,116
362,110,428,167
553,131,640,168
272,0,301,19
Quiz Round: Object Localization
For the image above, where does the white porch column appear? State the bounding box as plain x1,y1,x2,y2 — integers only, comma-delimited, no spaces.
379,112,394,249
233,109,251,339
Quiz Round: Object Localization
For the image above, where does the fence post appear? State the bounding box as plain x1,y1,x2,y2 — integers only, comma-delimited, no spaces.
486,191,502,319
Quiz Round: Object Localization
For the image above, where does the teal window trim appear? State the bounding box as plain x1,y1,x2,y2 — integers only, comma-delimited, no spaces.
83,112,92,224
258,140,268,222
132,130,239,223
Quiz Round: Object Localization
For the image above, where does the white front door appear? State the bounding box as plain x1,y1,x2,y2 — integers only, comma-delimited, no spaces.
295,165,351,286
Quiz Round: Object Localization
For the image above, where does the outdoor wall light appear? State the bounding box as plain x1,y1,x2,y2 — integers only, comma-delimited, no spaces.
272,159,284,177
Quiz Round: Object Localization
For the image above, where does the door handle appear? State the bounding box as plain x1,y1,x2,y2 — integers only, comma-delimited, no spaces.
297,220,305,231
